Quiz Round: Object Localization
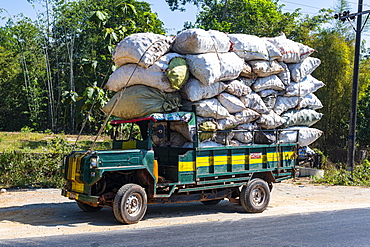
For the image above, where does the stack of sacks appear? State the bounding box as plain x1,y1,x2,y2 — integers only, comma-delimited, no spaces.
174,29,324,148
102,29,324,149
102,33,187,119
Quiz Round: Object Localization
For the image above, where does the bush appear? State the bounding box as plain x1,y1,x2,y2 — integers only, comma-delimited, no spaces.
0,136,75,188
0,151,65,188
314,160,370,186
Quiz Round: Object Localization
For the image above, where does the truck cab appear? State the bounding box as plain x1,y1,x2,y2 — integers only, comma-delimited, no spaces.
61,111,297,224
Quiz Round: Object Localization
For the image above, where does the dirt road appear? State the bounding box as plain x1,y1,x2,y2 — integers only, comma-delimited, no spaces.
1,179,370,240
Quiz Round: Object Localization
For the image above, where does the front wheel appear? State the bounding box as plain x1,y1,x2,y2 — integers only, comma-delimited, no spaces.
113,183,147,224
240,178,270,213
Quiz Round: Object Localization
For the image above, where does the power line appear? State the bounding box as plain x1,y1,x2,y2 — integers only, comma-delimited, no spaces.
279,0,323,10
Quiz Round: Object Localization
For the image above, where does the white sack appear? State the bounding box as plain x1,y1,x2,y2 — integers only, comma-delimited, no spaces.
112,33,173,68
240,63,256,78
279,126,323,147
249,60,284,77
195,98,230,119
256,110,285,129
240,93,270,114
281,109,323,127
284,75,325,97
234,109,260,124
229,34,269,61
258,89,277,98
274,93,323,115
218,93,246,113
277,61,291,86
181,78,227,102
288,57,321,82
186,52,244,85
215,131,235,145
172,29,230,54
264,35,315,63
298,93,323,110
234,123,258,144
252,75,285,92
217,115,239,130
105,53,183,92
224,79,252,97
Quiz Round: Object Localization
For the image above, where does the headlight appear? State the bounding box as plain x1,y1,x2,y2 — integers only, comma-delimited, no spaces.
90,157,98,168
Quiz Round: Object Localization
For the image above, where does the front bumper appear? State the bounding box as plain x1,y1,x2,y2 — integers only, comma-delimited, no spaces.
61,189,100,203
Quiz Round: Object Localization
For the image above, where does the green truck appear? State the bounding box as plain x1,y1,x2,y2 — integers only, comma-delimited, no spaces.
61,111,297,224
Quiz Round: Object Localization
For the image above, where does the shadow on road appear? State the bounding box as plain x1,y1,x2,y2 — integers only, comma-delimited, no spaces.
0,200,244,227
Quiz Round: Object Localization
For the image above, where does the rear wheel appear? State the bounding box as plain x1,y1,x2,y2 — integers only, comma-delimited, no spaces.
77,201,102,212
113,183,147,224
240,178,270,213
201,199,222,205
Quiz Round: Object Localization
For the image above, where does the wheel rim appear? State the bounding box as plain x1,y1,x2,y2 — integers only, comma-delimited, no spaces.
250,185,265,207
125,193,142,217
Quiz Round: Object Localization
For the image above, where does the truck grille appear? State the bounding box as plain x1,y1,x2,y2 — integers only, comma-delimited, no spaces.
67,153,85,193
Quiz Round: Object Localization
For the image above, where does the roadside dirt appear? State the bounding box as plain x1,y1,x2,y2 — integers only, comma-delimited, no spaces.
1,178,369,240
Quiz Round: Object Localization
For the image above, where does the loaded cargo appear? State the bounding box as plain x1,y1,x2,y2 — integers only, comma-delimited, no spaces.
61,28,324,224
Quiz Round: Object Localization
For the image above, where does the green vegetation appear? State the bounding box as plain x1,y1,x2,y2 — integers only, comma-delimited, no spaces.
0,132,111,189
314,161,370,186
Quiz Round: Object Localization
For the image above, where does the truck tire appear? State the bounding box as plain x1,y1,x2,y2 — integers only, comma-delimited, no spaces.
77,201,102,212
113,183,147,224
201,199,222,205
240,178,270,213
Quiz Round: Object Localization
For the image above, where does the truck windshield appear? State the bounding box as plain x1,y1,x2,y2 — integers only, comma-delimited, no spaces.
113,122,147,141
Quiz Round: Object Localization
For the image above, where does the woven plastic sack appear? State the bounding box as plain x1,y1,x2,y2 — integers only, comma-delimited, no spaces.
240,63,256,78
112,33,173,68
298,93,323,110
180,78,227,102
199,121,217,141
279,126,323,147
277,61,291,86
195,98,231,119
215,131,235,145
234,109,260,124
104,53,183,92
258,89,277,98
218,93,246,113
249,60,284,77
240,93,270,114
172,29,230,54
234,123,257,144
264,35,315,63
252,75,285,92
256,110,285,129
281,109,323,127
288,57,321,82
274,96,301,115
262,94,277,111
102,85,181,119
255,131,277,144
224,79,252,97
229,34,269,61
284,75,325,97
217,115,239,130
166,57,189,90
186,52,244,85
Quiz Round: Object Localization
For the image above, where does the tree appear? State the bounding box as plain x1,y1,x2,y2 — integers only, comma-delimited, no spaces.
0,0,166,133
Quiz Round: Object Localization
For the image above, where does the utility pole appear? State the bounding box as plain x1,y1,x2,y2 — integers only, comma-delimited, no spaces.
334,1,370,171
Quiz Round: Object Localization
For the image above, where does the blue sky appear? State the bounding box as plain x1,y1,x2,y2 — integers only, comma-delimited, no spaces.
0,0,367,36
